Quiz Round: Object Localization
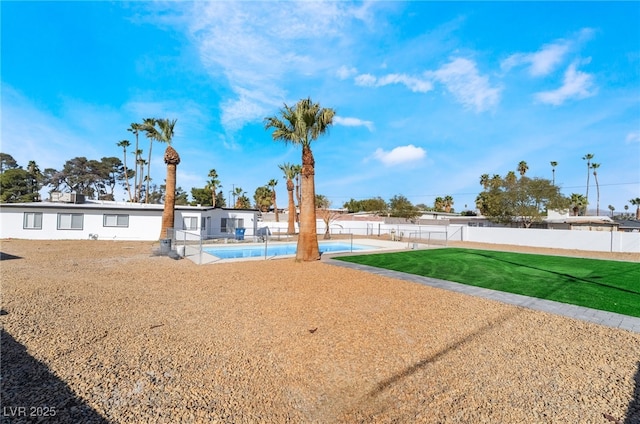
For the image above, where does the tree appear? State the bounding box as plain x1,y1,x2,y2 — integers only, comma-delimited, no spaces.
479,173,490,189
0,153,20,174
343,198,363,213
608,204,615,217
206,169,221,207
444,195,454,213
582,153,594,214
156,118,178,239
388,194,420,220
267,178,279,221
517,160,529,177
630,198,640,220
591,163,601,216
265,97,335,261
254,186,272,212
477,169,569,226
279,162,298,234
232,187,244,208
570,193,587,216
236,192,251,209
127,123,144,202
316,197,338,240
550,161,558,186
0,168,31,202
190,187,210,206
215,191,226,208
433,197,444,212
26,160,43,201
361,197,388,215
141,118,160,204
117,140,133,201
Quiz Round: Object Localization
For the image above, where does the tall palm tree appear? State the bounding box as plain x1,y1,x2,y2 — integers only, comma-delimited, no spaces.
608,204,615,217
630,198,640,220
141,118,160,204
156,119,178,239
160,146,180,239
517,160,529,177
267,178,279,221
444,195,454,213
570,193,587,216
136,154,146,202
434,197,444,212
117,140,133,201
590,163,601,216
279,162,297,234
206,169,221,207
265,97,335,261
479,173,490,189
233,187,244,208
550,161,558,186
582,153,594,214
127,123,143,201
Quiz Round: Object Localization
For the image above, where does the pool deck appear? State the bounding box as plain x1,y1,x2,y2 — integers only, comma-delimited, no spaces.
325,257,640,334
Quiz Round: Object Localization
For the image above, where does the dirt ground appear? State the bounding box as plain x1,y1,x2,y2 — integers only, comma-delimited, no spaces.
1,238,639,423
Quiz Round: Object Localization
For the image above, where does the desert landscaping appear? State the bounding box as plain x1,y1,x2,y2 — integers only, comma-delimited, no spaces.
1,239,639,423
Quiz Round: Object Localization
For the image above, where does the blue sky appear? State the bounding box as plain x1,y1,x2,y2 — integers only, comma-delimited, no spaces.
2,1,639,213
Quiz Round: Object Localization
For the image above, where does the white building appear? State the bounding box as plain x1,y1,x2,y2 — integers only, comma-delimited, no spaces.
0,199,261,241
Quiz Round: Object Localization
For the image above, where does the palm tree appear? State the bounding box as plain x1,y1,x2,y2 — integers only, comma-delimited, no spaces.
570,193,587,216
444,195,454,213
517,160,529,177
136,154,146,202
141,118,160,204
591,163,600,216
267,178,279,222
127,123,143,201
630,198,640,220
550,161,558,186
608,204,615,217
479,173,489,189
206,169,221,207
265,97,335,261
582,153,594,214
117,140,133,201
278,162,297,234
434,197,444,212
233,187,244,208
160,146,180,239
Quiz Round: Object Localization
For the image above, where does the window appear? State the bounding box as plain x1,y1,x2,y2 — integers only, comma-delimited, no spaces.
183,217,198,230
57,213,83,230
103,214,129,227
221,218,244,233
23,212,43,230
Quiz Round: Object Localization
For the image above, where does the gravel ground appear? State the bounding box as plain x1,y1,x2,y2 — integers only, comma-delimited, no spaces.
1,239,639,423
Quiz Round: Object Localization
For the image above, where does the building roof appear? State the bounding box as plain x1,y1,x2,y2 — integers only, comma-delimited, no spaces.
0,200,259,213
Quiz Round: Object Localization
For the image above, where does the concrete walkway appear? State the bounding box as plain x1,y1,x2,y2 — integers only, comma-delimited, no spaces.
326,258,640,334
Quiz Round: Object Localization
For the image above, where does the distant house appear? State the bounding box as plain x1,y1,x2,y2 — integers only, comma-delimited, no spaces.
616,220,640,233
0,197,260,241
543,210,620,232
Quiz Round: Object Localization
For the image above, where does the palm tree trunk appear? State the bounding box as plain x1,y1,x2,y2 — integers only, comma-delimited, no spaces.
296,146,320,261
594,175,600,216
212,185,216,208
286,179,295,234
122,148,132,202
273,192,279,222
160,163,176,239
146,142,153,204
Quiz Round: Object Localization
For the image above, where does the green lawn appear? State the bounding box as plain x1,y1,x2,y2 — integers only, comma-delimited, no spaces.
336,248,640,318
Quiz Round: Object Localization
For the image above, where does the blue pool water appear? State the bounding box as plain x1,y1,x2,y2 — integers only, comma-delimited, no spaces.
203,241,375,259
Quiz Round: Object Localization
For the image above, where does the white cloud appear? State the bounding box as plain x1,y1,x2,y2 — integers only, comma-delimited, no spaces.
166,2,370,133
354,72,433,93
626,131,640,144
334,116,374,131
336,65,358,80
429,58,501,112
501,42,570,76
535,61,596,105
372,144,426,166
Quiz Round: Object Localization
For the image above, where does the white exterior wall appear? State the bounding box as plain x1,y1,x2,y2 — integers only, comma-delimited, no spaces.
1,204,259,242
0,206,162,240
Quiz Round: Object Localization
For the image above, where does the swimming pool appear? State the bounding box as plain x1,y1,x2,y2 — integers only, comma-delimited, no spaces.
203,241,377,259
